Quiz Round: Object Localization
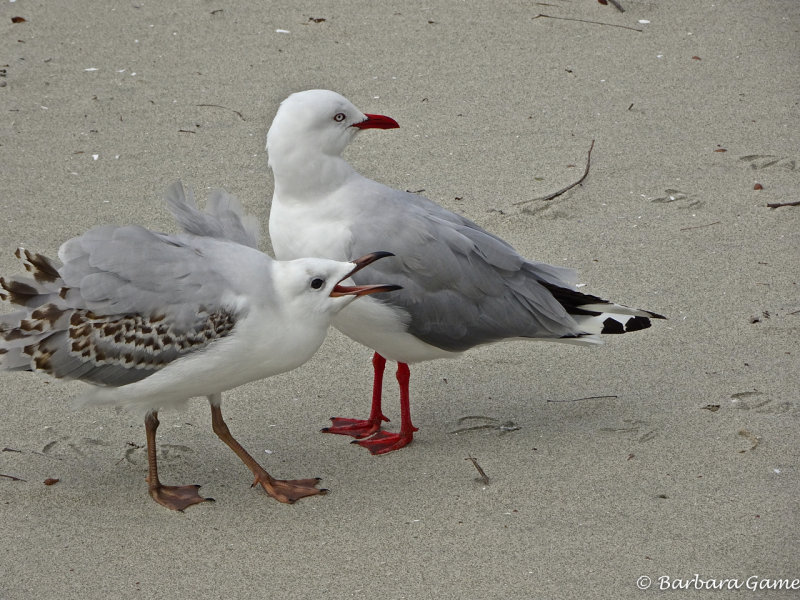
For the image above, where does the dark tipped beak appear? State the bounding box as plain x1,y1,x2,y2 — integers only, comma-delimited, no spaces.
352,113,400,130
330,251,402,297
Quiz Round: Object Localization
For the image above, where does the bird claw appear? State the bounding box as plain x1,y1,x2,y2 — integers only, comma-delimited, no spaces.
321,416,387,439
352,430,415,455
148,483,214,511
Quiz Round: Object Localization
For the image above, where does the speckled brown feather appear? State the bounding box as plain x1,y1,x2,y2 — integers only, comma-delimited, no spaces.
16,247,61,283
1,243,242,383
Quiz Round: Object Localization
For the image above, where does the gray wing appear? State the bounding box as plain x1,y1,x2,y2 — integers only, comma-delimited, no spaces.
165,181,260,249
1,227,253,386
343,180,601,352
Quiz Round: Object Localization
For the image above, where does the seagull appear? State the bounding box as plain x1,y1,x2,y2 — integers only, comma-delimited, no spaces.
267,89,665,455
0,181,400,510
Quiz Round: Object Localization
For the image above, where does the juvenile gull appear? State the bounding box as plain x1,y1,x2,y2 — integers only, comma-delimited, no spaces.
0,181,399,510
267,89,665,455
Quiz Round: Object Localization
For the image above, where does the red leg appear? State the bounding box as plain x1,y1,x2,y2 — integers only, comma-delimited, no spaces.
354,362,418,455
322,352,390,438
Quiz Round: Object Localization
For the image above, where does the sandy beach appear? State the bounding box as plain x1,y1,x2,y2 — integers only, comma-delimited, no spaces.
1,1,798,598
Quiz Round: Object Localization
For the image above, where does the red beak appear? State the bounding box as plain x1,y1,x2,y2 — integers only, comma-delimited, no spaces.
352,114,400,130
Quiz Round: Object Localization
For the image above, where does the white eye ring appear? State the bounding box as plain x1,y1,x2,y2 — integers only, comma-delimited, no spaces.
333,112,346,122
310,278,325,290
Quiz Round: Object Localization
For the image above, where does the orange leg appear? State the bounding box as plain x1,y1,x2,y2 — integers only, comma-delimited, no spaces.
145,411,212,511
210,403,326,504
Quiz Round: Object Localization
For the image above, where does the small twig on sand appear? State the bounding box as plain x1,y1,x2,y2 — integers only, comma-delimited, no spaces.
766,200,800,209
515,140,595,206
466,455,490,485
547,395,618,403
0,473,26,481
680,221,721,231
196,104,246,121
533,14,643,32
607,0,625,13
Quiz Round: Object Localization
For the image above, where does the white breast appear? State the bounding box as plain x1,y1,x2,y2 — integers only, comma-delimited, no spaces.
331,297,459,363
270,193,459,364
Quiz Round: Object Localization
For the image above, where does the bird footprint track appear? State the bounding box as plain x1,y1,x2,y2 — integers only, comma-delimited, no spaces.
599,419,658,443
739,155,798,171
649,189,703,209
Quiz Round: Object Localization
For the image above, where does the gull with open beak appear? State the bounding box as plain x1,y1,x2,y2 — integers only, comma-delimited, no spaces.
0,181,400,510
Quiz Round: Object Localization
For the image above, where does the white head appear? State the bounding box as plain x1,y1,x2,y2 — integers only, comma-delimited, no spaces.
272,251,400,323
266,90,399,181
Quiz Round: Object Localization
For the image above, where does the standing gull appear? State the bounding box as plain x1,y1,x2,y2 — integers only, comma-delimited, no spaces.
267,89,665,455
0,182,399,510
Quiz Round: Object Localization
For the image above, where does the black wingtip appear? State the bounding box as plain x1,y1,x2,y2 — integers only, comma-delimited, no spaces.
601,315,655,334
602,317,626,334
623,315,653,332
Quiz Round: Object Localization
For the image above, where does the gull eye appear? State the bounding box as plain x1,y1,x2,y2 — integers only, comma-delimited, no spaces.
310,277,325,290
333,112,346,123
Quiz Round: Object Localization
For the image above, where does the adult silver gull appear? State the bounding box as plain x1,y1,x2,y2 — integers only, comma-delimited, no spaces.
266,89,665,455
0,181,399,510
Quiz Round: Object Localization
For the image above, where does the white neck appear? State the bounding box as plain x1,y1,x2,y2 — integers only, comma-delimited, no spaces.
268,138,356,202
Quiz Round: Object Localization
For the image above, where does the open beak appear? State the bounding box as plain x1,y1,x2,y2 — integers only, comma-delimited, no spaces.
330,251,402,297
352,113,400,130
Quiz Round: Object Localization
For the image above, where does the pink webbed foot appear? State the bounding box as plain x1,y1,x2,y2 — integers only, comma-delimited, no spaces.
148,481,214,511
252,473,327,504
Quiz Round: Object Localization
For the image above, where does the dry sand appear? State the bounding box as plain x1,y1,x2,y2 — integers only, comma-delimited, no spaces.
1,1,798,599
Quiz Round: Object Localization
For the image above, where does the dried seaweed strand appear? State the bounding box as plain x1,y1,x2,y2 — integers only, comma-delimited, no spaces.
515,140,595,206
766,200,800,209
547,394,618,403
466,455,490,485
196,103,246,121
533,14,643,32
607,0,625,13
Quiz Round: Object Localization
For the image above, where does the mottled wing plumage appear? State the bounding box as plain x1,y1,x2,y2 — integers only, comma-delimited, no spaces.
1,224,249,386
57,224,238,328
17,307,237,386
